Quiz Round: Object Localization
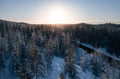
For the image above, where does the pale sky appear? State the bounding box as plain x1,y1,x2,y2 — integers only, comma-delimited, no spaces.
0,0,120,24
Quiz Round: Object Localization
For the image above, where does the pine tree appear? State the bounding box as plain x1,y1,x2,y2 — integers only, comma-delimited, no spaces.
45,38,54,78
8,31,20,78
59,72,65,79
29,32,46,79
64,44,80,79
90,54,100,77
15,43,32,79
0,35,5,70
101,62,108,79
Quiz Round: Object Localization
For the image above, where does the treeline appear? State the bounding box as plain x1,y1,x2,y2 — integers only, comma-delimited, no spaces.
75,23,120,56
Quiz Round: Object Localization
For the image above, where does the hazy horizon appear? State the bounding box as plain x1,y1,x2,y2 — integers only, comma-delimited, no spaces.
0,0,120,24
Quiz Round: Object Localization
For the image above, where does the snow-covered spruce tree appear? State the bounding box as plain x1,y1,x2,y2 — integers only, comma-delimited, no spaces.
90,53,101,77
59,72,65,79
0,52,4,70
54,36,60,56
100,62,108,79
45,37,54,78
0,31,8,72
64,44,80,79
29,32,46,79
8,30,21,78
15,43,33,79
0,35,5,70
15,44,25,78
36,31,45,48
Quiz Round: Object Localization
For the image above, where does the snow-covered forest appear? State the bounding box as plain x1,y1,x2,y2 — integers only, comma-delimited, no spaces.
0,19,120,79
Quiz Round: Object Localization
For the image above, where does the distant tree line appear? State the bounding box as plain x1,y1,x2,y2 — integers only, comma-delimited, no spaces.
74,23,120,56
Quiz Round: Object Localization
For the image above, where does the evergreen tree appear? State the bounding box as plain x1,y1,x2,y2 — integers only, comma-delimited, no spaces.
29,32,46,79
90,54,100,77
45,38,54,78
59,72,65,79
64,44,80,79
0,35,5,70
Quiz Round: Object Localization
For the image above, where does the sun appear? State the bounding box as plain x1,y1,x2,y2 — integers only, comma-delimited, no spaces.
34,5,77,24
48,7,68,24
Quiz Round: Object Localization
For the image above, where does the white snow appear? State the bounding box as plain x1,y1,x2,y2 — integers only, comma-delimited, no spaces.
51,56,65,79
75,64,99,79
75,47,100,79
97,48,120,62
81,43,94,49
0,59,18,79
51,56,98,79
0,55,99,79
80,42,120,62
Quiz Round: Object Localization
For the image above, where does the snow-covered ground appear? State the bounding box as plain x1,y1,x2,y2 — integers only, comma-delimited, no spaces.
76,43,120,79
51,56,65,79
0,56,99,79
75,64,99,79
81,43,120,62
0,59,18,79
51,56,99,79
